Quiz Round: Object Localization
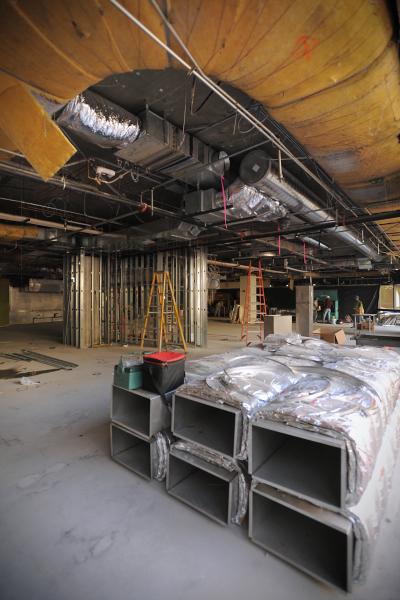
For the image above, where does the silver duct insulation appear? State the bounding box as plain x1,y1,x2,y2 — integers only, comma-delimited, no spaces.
240,151,381,261
184,180,287,224
221,179,288,222
57,90,141,148
126,218,201,243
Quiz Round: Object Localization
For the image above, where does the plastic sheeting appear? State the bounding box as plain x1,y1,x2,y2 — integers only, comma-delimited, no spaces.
349,396,400,582
171,440,248,525
150,431,172,482
184,334,400,504
58,90,140,148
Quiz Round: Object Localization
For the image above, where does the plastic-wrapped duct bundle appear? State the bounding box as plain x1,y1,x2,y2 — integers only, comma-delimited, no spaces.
171,440,249,525
349,397,400,582
184,334,400,503
183,350,301,458
257,333,400,503
151,431,172,482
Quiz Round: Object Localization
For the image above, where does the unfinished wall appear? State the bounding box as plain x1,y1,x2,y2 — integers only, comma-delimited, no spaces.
0,278,9,326
63,248,208,349
9,286,63,325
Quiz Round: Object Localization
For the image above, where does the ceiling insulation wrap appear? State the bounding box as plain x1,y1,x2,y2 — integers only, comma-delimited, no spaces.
0,0,398,209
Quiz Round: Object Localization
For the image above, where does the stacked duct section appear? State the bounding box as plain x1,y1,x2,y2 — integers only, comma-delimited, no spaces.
174,337,400,590
110,357,172,481
169,382,250,525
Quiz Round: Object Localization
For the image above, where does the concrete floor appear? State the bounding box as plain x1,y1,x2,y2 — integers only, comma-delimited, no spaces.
0,321,400,600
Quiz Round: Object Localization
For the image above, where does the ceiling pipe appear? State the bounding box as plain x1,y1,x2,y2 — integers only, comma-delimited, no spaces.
240,150,381,261
0,223,45,241
208,259,288,276
300,236,331,252
0,161,172,216
0,211,102,235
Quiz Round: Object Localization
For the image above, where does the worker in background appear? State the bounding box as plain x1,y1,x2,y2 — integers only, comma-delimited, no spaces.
313,297,320,322
354,295,364,322
214,300,224,318
323,295,333,323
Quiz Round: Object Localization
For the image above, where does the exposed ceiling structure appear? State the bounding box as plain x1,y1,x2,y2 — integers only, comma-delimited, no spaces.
0,0,400,283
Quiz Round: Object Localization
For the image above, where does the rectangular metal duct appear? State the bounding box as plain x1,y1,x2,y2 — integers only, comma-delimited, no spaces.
110,423,152,480
249,420,346,509
111,385,170,439
172,392,242,458
184,189,221,224
167,447,238,525
116,109,224,188
116,108,190,169
249,482,353,591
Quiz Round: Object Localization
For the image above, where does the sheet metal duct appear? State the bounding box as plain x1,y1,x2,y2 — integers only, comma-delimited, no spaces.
1,0,399,237
240,150,381,262
125,218,201,243
57,90,141,149
116,108,228,189
319,258,373,271
184,179,287,224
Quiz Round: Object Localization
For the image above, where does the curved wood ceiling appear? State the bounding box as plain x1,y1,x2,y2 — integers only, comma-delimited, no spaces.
0,0,399,243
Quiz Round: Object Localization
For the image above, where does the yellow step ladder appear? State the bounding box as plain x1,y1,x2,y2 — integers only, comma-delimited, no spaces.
141,270,187,353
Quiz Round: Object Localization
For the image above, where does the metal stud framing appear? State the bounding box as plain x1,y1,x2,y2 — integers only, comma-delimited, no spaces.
63,247,208,348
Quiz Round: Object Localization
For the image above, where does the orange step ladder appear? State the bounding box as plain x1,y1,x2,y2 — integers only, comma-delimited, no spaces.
241,259,267,345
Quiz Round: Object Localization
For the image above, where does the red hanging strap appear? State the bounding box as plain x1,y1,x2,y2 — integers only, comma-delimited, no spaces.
221,175,228,229
277,223,281,256
303,240,307,264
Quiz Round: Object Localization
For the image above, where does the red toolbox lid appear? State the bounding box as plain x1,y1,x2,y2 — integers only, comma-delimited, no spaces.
143,351,185,364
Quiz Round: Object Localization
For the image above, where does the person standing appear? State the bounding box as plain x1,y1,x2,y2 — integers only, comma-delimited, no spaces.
323,296,333,323
353,295,364,324
313,298,320,322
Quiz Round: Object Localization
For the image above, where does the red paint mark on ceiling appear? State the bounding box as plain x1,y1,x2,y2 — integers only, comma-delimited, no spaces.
293,35,320,61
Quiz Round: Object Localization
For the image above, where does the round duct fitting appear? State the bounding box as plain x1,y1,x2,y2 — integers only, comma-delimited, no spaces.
239,150,270,185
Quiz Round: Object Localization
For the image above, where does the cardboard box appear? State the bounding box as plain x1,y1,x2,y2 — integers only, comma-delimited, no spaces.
319,328,346,345
357,321,375,331
264,315,293,336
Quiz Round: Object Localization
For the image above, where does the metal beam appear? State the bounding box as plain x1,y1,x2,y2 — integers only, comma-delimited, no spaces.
207,208,400,250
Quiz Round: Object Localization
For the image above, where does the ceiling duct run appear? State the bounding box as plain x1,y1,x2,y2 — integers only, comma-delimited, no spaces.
116,107,228,189
58,92,229,189
240,150,381,262
184,179,287,224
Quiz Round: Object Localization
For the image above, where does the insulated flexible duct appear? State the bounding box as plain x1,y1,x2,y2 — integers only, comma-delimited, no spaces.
57,90,141,149
240,150,381,262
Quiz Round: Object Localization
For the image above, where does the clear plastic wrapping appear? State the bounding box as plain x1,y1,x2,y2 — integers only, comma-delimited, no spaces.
119,354,142,369
258,334,400,504
184,349,300,458
171,440,248,524
58,90,141,148
184,334,400,503
151,431,172,481
348,397,400,582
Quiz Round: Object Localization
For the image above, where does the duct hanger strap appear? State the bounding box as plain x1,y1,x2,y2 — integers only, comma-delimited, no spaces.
220,175,228,228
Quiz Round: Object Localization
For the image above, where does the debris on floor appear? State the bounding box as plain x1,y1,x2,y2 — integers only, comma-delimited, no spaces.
19,376,40,386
